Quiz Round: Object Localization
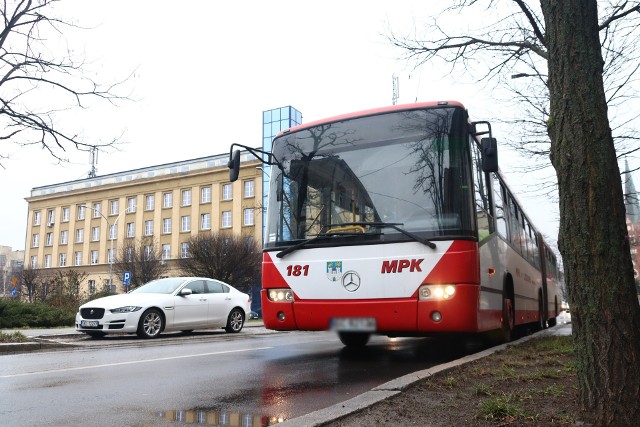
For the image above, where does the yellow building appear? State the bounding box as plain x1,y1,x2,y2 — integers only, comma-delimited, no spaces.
24,151,261,295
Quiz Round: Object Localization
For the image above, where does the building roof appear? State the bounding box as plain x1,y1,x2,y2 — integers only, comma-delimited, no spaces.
28,150,258,199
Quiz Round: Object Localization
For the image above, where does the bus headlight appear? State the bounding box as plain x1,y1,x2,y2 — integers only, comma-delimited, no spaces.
418,285,456,301
267,289,294,302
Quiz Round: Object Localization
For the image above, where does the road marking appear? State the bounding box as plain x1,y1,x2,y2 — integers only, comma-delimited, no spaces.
1,346,272,378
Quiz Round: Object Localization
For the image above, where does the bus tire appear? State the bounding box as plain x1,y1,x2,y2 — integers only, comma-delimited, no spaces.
338,332,370,347
547,297,558,327
501,295,515,342
537,293,546,331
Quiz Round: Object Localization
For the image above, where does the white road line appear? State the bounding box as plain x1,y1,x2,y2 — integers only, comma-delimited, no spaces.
1,346,272,378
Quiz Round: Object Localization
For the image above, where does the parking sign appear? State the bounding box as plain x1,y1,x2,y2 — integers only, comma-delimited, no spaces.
123,271,131,285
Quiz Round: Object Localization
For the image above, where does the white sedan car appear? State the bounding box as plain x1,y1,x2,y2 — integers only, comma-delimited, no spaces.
75,277,251,338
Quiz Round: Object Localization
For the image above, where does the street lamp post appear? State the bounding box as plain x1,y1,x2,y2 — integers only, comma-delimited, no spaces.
81,204,133,291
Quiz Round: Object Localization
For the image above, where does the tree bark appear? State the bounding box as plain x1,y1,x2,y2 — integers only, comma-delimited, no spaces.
541,1,640,425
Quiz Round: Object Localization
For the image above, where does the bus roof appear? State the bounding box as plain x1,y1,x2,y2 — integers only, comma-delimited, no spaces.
277,100,466,137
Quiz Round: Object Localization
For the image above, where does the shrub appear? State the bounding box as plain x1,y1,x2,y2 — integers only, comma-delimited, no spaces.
0,299,75,328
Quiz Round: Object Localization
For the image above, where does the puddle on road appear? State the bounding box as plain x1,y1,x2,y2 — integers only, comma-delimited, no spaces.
156,408,286,426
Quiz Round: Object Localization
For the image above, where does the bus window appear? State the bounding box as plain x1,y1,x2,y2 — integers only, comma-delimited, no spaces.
492,174,508,239
471,136,492,241
508,196,523,254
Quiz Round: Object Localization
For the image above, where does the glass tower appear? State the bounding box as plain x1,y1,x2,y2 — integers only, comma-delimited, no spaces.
261,106,302,244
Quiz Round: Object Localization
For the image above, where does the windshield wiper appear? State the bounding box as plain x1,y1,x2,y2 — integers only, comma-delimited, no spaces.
338,222,437,249
276,231,364,258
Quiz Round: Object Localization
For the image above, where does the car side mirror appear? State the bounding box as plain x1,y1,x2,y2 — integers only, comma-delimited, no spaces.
179,288,192,296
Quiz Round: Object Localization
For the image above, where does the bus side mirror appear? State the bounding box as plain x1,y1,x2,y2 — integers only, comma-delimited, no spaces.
228,150,241,182
481,138,498,173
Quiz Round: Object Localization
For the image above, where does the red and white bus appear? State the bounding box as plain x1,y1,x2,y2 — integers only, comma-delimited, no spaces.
229,101,562,346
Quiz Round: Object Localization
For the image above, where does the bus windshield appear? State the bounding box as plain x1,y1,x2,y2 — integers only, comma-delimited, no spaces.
264,106,475,248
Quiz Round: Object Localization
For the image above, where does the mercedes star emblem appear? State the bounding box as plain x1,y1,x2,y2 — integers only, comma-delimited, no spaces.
342,271,361,292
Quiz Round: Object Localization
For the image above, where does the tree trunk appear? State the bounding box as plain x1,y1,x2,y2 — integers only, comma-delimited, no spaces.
541,1,640,425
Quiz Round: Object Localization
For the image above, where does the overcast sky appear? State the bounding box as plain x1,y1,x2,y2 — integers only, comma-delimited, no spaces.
1,0,565,250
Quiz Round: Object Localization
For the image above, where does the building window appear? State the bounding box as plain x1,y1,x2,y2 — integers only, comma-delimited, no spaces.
45,232,53,246
30,256,37,269
76,228,84,243
126,222,135,238
109,199,119,216
182,189,192,206
109,224,117,240
163,192,173,208
92,202,102,218
144,245,152,260
145,194,155,211
33,211,41,226
105,279,115,293
32,234,39,248
62,207,70,222
90,250,99,265
125,247,133,262
145,220,153,236
201,213,211,230
60,230,68,245
74,251,82,266
59,253,67,267
181,242,190,258
44,254,52,268
201,186,211,203
222,183,232,201
244,180,255,198
127,197,137,213
47,209,55,225
222,211,232,228
88,280,96,295
243,208,254,226
91,226,100,242
162,244,170,260
77,205,85,220
108,248,115,264
163,218,172,234
181,216,190,232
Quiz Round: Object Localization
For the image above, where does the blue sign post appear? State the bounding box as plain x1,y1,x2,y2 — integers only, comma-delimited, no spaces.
123,271,131,292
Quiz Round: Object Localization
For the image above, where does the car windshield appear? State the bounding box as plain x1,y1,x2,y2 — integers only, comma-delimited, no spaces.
264,106,475,248
130,278,186,294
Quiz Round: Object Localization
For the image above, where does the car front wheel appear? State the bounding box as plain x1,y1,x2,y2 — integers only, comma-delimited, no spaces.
137,308,164,338
225,308,244,333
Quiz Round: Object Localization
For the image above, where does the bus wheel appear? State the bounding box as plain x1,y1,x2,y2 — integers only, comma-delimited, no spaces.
537,295,546,331
502,296,515,342
338,332,370,347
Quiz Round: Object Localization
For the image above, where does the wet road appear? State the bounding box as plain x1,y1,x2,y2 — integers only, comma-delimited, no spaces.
1,330,476,426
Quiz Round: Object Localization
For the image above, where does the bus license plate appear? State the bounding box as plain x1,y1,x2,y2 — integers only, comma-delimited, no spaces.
81,320,99,328
331,318,376,332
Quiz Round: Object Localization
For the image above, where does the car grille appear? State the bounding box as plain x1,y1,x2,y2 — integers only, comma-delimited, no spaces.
80,308,105,319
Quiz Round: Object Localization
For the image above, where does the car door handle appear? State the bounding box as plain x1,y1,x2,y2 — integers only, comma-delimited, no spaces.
199,298,207,302
225,297,231,301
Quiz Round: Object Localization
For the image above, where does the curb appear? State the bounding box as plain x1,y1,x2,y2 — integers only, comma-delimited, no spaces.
0,339,75,355
279,324,571,427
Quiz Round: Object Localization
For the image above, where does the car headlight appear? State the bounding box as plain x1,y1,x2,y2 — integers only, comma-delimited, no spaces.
110,306,142,313
418,285,456,301
267,289,294,302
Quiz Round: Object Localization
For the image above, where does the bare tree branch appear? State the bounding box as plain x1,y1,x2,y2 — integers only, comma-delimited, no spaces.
0,0,133,166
